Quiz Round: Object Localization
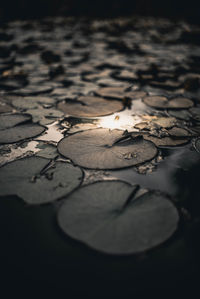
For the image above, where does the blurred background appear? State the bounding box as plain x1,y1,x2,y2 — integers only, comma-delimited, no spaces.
0,0,200,24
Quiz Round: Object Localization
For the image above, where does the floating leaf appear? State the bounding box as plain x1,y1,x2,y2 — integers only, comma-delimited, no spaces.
0,156,83,204
57,96,123,117
168,127,193,137
189,107,200,122
12,96,55,110
26,107,64,125
168,109,192,121
194,138,200,153
95,87,127,100
0,113,31,130
58,181,179,255
125,91,147,100
143,135,189,147
135,116,177,131
0,102,12,113
58,129,157,169
36,142,58,159
0,123,45,144
14,85,53,96
143,96,193,109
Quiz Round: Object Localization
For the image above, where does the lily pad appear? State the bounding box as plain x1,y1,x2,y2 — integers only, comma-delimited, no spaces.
0,156,83,204
12,96,55,110
58,129,157,169
189,107,200,122
95,87,127,100
135,116,177,131
125,91,147,100
36,142,58,159
0,123,45,144
58,181,179,255
143,96,193,109
14,85,53,96
57,96,123,117
115,70,138,81
0,113,31,130
143,135,189,147
194,138,200,153
168,109,192,121
0,102,12,113
26,107,64,125
168,127,193,137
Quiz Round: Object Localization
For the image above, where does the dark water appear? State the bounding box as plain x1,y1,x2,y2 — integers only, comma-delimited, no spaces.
0,16,200,297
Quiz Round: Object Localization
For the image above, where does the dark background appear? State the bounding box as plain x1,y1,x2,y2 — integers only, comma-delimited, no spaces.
0,0,200,23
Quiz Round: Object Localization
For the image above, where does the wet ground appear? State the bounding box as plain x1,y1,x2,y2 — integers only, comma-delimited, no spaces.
0,16,200,296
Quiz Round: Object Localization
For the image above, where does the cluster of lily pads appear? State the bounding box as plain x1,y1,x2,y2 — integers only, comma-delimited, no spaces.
0,16,200,255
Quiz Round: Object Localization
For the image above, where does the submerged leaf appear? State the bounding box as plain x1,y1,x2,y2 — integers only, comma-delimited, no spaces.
58,128,157,169
58,181,179,255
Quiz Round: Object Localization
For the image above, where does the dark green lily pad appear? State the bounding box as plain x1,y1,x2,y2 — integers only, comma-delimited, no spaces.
0,156,83,204
0,123,45,144
0,113,31,130
58,181,179,255
58,129,157,169
57,96,123,117
143,96,193,109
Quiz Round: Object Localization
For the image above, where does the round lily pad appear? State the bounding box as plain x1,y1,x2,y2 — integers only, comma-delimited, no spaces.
95,87,127,100
57,96,123,117
143,96,193,109
58,129,157,169
58,181,179,255
0,113,31,130
0,123,45,144
0,156,83,204
14,85,53,96
12,96,55,110
168,109,192,121
143,135,189,147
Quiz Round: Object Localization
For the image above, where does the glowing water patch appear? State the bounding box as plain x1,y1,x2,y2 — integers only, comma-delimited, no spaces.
97,110,142,131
